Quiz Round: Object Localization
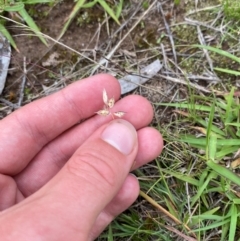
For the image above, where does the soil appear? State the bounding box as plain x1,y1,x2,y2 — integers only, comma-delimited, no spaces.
0,0,189,120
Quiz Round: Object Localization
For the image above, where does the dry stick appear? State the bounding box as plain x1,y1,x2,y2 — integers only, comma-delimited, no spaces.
0,98,18,109
90,0,159,74
158,3,177,65
196,25,214,72
186,74,220,82
157,73,212,93
18,56,27,107
186,4,221,16
184,17,237,41
211,9,224,27
161,43,170,71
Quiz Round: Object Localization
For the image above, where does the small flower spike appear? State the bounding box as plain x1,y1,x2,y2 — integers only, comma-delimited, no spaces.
96,89,125,118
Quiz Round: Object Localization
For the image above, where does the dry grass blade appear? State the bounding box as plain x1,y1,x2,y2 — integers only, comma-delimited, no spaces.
164,225,197,241
139,190,196,238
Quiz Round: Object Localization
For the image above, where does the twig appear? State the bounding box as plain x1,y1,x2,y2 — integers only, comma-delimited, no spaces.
188,73,220,82
186,4,221,16
158,73,212,93
196,26,214,71
161,43,170,71
185,17,234,39
0,98,18,109
158,3,177,65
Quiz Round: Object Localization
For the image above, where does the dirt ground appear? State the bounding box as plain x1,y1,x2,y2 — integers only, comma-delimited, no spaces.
1,0,238,120
0,0,191,121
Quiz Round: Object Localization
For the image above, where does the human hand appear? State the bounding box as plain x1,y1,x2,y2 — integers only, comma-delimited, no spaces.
0,74,163,240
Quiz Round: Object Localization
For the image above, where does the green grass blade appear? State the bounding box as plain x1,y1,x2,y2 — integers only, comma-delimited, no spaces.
233,198,240,204
192,214,224,222
208,135,217,161
18,8,48,46
107,224,113,241
181,137,240,147
226,123,240,127
191,171,217,207
215,67,240,76
82,0,98,8
215,146,240,159
206,100,215,147
206,160,240,186
194,44,240,64
116,0,123,19
161,169,199,186
23,0,55,4
97,0,120,24
195,118,225,136
3,2,24,11
221,223,229,241
192,218,230,232
0,23,19,51
224,87,235,123
229,204,237,241
58,0,86,40
155,102,213,112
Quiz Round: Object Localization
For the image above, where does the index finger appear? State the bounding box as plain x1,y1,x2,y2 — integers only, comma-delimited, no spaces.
0,74,121,175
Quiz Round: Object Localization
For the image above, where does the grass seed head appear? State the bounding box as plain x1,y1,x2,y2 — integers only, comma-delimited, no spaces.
97,89,125,118
113,111,125,118
96,109,110,116
108,98,115,108
103,89,108,106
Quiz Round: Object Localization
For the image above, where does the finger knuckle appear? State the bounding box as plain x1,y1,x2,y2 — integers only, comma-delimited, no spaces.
66,149,118,189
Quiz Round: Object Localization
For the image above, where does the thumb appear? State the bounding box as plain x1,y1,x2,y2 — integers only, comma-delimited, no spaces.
54,119,138,230
0,120,138,241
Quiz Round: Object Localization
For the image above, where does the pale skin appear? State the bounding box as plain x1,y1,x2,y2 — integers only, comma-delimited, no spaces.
0,74,163,240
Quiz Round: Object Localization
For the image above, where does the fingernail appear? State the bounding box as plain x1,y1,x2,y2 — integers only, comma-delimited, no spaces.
101,120,137,155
